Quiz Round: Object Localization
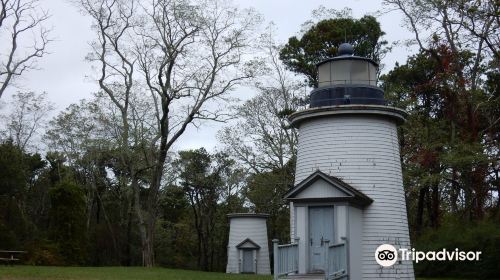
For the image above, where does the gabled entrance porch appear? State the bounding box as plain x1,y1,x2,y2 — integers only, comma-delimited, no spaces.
273,170,372,280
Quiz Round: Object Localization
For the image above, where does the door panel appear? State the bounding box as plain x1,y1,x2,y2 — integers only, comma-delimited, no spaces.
309,207,323,272
242,250,254,273
309,206,334,273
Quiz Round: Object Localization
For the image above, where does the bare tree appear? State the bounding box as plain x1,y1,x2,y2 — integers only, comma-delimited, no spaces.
77,0,260,266
0,0,51,99
219,24,304,173
382,0,498,89
0,91,54,151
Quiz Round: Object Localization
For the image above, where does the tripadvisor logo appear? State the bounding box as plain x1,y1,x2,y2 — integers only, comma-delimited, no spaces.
375,244,398,267
375,244,482,267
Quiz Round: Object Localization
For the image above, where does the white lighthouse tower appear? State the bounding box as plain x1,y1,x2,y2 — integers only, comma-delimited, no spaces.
280,43,415,279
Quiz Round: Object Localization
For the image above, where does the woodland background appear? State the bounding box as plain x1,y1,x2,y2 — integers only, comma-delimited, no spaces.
0,0,499,278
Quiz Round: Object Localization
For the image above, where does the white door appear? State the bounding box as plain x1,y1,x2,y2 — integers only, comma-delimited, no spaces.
242,250,254,273
309,206,334,273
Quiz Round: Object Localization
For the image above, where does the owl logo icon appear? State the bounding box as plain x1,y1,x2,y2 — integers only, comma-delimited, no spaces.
375,244,398,267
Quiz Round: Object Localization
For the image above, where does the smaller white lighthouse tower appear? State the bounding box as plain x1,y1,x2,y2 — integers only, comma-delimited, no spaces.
282,43,415,279
226,213,271,275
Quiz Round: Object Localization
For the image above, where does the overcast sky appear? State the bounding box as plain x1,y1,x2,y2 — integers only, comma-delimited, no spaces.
1,0,417,152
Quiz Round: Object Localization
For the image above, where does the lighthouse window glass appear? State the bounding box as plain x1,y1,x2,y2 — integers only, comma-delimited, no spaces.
368,64,377,85
351,60,370,85
331,60,350,85
318,64,331,87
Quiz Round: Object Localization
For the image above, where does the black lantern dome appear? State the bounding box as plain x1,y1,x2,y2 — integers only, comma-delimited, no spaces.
337,42,354,56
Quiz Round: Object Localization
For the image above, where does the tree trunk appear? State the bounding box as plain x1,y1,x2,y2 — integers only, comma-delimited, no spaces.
125,191,133,266
416,187,427,236
95,190,119,263
450,169,459,213
425,188,433,227
202,220,209,271
431,184,439,228
146,214,156,267
131,176,155,267
463,176,473,221
496,184,500,217
142,104,171,267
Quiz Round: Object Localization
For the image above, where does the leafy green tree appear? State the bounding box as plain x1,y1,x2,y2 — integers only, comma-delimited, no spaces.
280,15,387,87
0,141,28,197
45,95,153,266
384,0,499,224
174,148,245,271
155,185,194,268
382,44,498,236
48,179,88,265
0,140,44,249
245,158,295,243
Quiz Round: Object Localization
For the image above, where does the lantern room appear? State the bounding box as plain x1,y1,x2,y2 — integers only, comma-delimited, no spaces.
311,43,385,108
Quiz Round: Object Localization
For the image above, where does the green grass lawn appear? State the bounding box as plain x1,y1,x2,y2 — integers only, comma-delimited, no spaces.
0,266,465,280
0,266,271,280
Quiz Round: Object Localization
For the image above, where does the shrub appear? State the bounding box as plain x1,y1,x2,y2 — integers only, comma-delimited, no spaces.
25,239,64,266
414,219,500,279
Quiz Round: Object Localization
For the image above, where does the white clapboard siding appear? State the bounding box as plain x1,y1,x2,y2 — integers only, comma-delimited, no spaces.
294,114,415,280
348,206,363,280
226,216,271,275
